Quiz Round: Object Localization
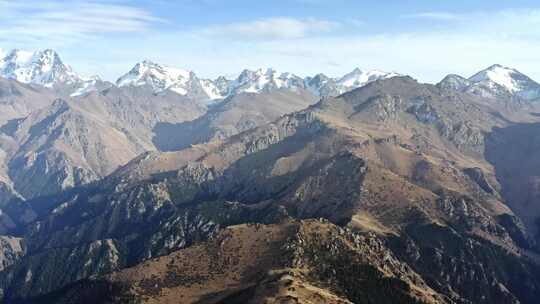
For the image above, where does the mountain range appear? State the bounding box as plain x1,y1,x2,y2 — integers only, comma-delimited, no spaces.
1,49,540,303
0,49,402,101
3,48,539,104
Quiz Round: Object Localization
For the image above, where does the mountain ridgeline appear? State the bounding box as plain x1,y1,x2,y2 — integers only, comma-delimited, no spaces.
1,49,540,303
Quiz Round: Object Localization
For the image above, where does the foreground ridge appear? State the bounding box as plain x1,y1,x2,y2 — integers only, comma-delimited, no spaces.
32,220,446,304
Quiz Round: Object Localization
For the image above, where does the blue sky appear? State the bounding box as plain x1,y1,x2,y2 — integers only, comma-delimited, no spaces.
2,0,540,82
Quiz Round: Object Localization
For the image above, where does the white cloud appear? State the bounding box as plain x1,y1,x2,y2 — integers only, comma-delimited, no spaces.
0,0,162,46
196,17,340,40
403,12,461,21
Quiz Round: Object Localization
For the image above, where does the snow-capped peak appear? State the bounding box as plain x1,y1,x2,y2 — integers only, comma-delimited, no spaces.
437,74,472,91
116,60,229,102
114,63,404,101
70,76,103,97
229,68,305,94
0,49,83,87
116,60,194,95
468,64,540,100
469,64,522,93
437,65,540,101
337,68,400,90
225,67,400,97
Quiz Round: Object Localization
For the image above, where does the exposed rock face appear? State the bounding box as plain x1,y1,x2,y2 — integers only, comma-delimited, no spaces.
392,222,537,304
463,167,496,195
305,73,342,97
437,74,471,92
0,236,23,272
1,238,121,301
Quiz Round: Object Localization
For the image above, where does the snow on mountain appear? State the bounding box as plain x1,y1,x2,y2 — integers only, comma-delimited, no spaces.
437,74,471,92
116,60,192,94
337,68,400,91
0,49,403,102
469,65,519,92
199,79,226,100
228,68,305,95
70,76,102,97
116,60,225,102
438,65,540,101
222,67,399,97
115,61,401,101
0,49,83,88
0,49,103,98
468,64,540,100
213,76,232,96
303,68,399,97
304,73,341,97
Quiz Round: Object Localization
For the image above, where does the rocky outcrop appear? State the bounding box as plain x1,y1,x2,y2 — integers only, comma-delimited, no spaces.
0,236,23,272
30,221,446,304
393,221,540,304
463,167,496,195
0,239,122,300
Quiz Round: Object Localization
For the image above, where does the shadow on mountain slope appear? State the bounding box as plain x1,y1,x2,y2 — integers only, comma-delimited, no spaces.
152,117,214,152
485,121,540,246
152,90,318,152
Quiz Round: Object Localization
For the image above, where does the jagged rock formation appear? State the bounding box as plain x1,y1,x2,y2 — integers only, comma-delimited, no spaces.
0,49,105,98
116,60,221,102
0,49,83,88
0,236,23,272
117,62,399,102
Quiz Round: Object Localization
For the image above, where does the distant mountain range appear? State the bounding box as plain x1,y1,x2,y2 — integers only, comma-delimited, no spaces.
3,49,540,105
0,49,401,101
115,61,402,102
